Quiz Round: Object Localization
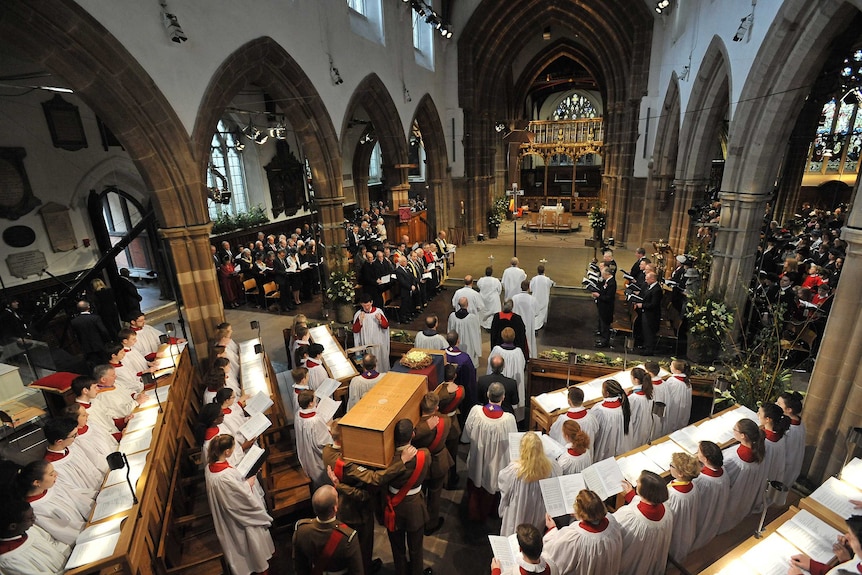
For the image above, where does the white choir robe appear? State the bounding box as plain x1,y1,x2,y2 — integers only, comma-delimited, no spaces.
47,446,105,492
221,406,247,436
719,444,768,533
73,424,115,473
476,276,502,329
628,391,659,447
529,274,555,330
691,466,730,550
663,375,692,433
511,293,537,359
95,387,136,422
201,425,245,468
556,445,592,475
347,371,384,411
77,399,117,437
352,307,391,373
498,557,560,575
614,496,674,575
447,310,482,367
131,324,164,358
28,486,90,545
223,345,241,375
666,482,698,561
225,368,241,396
543,515,623,575
549,408,599,452
0,526,71,575
112,363,143,395
414,330,448,350
650,378,670,434
498,458,562,536
123,346,149,377
294,409,331,488
763,431,787,507
452,286,485,319
501,266,527,302
464,405,517,493
780,419,806,504
205,464,275,575
305,360,329,391
203,387,218,405
590,399,631,460
487,345,527,416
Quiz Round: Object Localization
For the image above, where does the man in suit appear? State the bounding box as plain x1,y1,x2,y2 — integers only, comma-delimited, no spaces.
637,271,662,355
272,248,296,310
476,355,519,416
395,255,418,323
592,266,616,348
629,247,646,280
115,267,142,321
70,300,112,366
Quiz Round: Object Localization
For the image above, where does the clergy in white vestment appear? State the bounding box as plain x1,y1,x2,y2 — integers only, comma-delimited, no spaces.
589,379,633,460
305,343,329,390
666,452,700,562
294,390,332,489
555,419,593,475
347,354,385,410
777,391,806,505
351,293,391,373
614,471,674,575
549,386,599,452
414,315,449,350
452,276,485,318
529,266,555,330
18,461,88,546
759,402,790,507
498,432,562,536
477,267,503,329
0,509,71,575
511,285,537,359
205,434,275,575
719,418,768,534
491,523,560,575
501,258,527,302
42,418,105,492
487,330,527,417
663,360,692,433
691,440,730,551
543,489,622,575
448,298,482,367
464,383,518,521
627,368,660,447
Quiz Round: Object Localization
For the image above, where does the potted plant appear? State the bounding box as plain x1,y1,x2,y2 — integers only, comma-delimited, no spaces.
685,291,733,364
587,203,607,241
325,269,357,323
487,196,508,238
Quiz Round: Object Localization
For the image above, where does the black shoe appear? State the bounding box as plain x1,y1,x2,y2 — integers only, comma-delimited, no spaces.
423,568,433,575
369,558,383,574
424,517,444,536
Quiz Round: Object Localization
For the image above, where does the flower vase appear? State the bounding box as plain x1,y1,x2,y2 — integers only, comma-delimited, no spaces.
488,225,499,239
336,303,355,323
592,226,604,242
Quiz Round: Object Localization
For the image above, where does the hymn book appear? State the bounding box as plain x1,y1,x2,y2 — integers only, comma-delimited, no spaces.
739,532,801,575
840,457,862,490
316,396,342,423
65,517,126,570
103,450,148,490
809,476,862,520
581,457,625,501
238,412,272,440
776,509,842,564
314,378,341,400
244,390,274,416
137,385,170,410
118,428,153,454
236,443,267,479
123,407,159,433
540,474,587,517
90,483,136,523
488,533,521,570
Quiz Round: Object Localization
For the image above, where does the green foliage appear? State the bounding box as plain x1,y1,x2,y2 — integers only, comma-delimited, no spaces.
325,269,356,305
685,291,734,347
488,196,508,228
210,204,270,234
587,203,607,230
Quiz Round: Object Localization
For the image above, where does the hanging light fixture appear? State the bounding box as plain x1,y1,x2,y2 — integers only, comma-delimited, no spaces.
242,119,268,145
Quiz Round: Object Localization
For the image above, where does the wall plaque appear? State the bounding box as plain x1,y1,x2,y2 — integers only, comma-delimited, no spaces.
6,250,47,279
39,202,76,252
2,225,36,248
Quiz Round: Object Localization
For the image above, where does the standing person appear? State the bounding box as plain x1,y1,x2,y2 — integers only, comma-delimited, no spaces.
614,471,674,575
477,267,503,330
0,498,71,575
205,434,275,575
352,293,391,372
666,452,700,562
592,267,616,348
295,390,331,489
347,354,385,411
490,300,529,359
436,364,465,490
477,355,519,417
464,383,518,522
719,418,768,533
492,524,560,575
501,257,526,302
758,402,791,507
485,330,526,418
414,315,449,350
305,343,329,390
451,275,485,318
511,281,537,359
549,386,599,452
627,368,659,447
115,267,142,322
293,485,364,575
589,379,632,460
555,420,592,475
411,393,452,536
778,391,806,501
691,440,730,551
542,490,622,575
498,432,561,536
629,247,647,280
664,360,692,433
444,331,478,422
395,254,419,323
70,301,112,367
447,297,482,368
636,271,662,356
529,265,555,330
90,278,121,336
217,254,242,308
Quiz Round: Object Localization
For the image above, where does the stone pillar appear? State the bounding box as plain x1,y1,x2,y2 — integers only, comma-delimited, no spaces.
159,223,224,352
667,180,704,254
316,194,348,270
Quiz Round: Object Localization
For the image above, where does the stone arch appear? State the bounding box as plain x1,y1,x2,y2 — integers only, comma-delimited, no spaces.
0,0,221,347
411,94,451,235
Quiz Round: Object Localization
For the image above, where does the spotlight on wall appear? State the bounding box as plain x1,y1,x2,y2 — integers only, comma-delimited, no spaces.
733,13,753,42
329,56,344,86
159,0,187,43
654,0,671,14
543,27,551,41
403,85,412,103
494,122,507,133
268,123,288,140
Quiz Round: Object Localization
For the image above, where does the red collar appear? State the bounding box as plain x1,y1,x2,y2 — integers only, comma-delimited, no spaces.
25,490,48,503
737,444,756,463
637,501,666,521
131,326,142,332
78,425,89,435
299,411,316,419
483,404,504,419
602,399,621,408
568,447,586,456
0,535,27,554
208,461,231,472
652,378,663,386
222,408,232,415
579,517,609,533
763,428,781,442
499,312,513,320
204,427,219,441
790,418,801,426
307,360,320,368
670,481,694,493
701,465,724,478
44,448,69,462
566,409,587,419
76,400,91,408
110,362,123,368
124,348,132,352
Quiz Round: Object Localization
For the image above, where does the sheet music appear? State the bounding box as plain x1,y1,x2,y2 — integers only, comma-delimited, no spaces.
300,262,310,270
617,452,664,484
541,434,565,460
534,392,568,414
66,524,123,569
316,396,341,423
695,417,735,445
378,275,391,285
840,457,862,490
488,534,520,570
314,378,341,400
731,404,760,424
739,533,801,575
104,450,148,489
641,441,680,471
582,457,625,500
540,474,587,517
136,385,170,410
776,509,841,564
236,443,266,478
238,412,271,440
508,432,527,462
422,272,432,280
809,476,862,519
75,517,126,545
91,483,136,523
714,558,759,575
118,428,153,454
579,380,604,403
124,407,159,433
244,390,274,416
669,426,701,454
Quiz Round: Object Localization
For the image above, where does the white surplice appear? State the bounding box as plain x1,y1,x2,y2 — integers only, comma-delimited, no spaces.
123,346,149,377
447,310,482,367
305,360,329,391
628,390,659,447
691,467,730,550
543,515,623,575
28,486,89,545
221,406,247,436
48,446,105,492
499,557,560,575
347,371,385,411
294,409,331,488
476,275,503,329
0,526,70,575
497,458,562,536
94,387,136,421
73,424,114,473
131,324,163,357
352,307,391,373
205,464,275,575
781,419,806,504
666,483,699,561
452,285,485,319
590,399,631,460
650,378,670,435
112,363,143,395
663,374,692,433
719,445,768,533
414,330,448,350
763,432,787,506
511,292,537,359
487,345,526,413
501,266,527,302
549,408,599,452
529,274,555,329
556,444,592,475
464,405,518,493
614,496,674,575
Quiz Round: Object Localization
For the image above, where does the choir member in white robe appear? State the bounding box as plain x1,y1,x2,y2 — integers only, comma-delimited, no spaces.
511,286,537,359
347,354,385,410
549,386,599,451
205,435,275,575
42,418,105,492
589,379,632,460
759,402,791,506
529,267,555,330
614,471,674,575
0,502,70,575
202,364,229,405
719,418,768,533
452,276,485,319
644,361,670,433
491,523,560,575
63,404,114,474
289,366,310,423
295,390,332,488
448,299,482,367
119,328,151,377
94,364,146,425
108,346,144,395
214,388,248,436
628,368,660,447
787,514,862,575
543,489,622,575
498,432,562,536
487,337,526,417
666,452,700,562
129,312,168,359
555,420,592,474
414,316,449,350
305,343,329,390
477,268,503,329
198,404,246,469
351,295,391,373
464,383,518,521
501,258,527,302
778,391,806,505
691,440,730,551
17,461,89,546
663,360,692,433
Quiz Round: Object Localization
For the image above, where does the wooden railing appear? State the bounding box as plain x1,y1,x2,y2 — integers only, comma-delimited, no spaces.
526,119,604,147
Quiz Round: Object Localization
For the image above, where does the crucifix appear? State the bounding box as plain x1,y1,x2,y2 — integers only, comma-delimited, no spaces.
506,183,524,257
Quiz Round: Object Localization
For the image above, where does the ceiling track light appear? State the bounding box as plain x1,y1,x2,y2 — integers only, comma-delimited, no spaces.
407,0,453,39
159,0,187,43
329,55,343,85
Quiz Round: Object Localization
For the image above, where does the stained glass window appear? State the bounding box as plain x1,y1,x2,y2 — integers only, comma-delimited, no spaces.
208,120,248,220
553,94,597,120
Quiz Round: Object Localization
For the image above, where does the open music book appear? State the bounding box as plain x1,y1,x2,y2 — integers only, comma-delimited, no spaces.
533,391,569,414
488,533,521,570
65,517,126,570
104,450,148,489
640,440,680,472
238,412,272,441
776,509,842,564
236,443,267,479
124,407,159,433
540,474,587,517
809,476,862,520
90,482,136,523
244,390,274,416
840,457,862,490
314,378,341,400
581,457,626,501
136,385,170,410
316,396,341,423
739,532,801,575
118,428,153,454
617,451,664,484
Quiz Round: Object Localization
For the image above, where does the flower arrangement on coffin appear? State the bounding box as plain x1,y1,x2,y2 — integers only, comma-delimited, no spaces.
400,350,432,369
587,203,607,230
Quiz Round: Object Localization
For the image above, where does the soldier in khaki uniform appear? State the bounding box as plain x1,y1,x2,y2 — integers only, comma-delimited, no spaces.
293,485,364,575
436,364,465,489
411,393,452,536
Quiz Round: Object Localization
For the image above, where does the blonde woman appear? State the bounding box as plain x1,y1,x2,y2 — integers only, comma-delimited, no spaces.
498,431,561,536
666,451,700,562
